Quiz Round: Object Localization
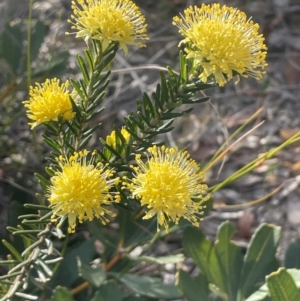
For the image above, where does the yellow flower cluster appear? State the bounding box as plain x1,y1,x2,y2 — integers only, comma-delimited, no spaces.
68,0,149,54
106,128,130,150
124,146,209,231
23,79,75,129
48,150,121,233
173,4,267,86
23,2,269,233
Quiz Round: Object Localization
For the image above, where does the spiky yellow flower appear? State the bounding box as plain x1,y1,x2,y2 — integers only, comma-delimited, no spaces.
124,146,209,231
23,78,75,129
68,0,149,55
106,128,130,150
48,150,121,233
173,4,267,86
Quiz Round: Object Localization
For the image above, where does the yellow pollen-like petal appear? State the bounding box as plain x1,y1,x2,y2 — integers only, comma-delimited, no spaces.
173,4,267,86
68,0,149,54
23,78,75,129
47,150,120,233
124,146,209,231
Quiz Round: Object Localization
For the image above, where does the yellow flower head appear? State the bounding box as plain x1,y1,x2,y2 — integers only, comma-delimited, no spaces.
23,78,75,129
68,0,149,54
173,4,267,86
106,128,130,149
48,150,121,233
125,146,209,231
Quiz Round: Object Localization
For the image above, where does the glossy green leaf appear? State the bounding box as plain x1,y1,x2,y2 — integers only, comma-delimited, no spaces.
52,286,74,301
267,268,300,301
111,273,182,299
214,221,243,301
240,223,281,298
78,258,106,288
176,270,210,301
285,238,300,269
182,227,224,292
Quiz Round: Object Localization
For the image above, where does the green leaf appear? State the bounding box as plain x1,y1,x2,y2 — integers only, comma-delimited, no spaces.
127,254,184,265
111,273,182,299
77,54,90,84
182,227,224,292
1,240,22,262
214,221,243,301
0,23,23,75
245,283,271,301
285,238,300,269
29,20,48,63
31,50,69,79
92,280,123,301
267,268,300,301
240,223,281,298
176,270,210,301
117,208,157,248
52,286,74,301
122,297,149,301
78,258,106,287
48,238,96,289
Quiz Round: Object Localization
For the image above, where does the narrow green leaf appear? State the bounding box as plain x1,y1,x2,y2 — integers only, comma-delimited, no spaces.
84,49,94,72
179,51,187,84
158,119,174,130
82,124,101,138
23,203,51,211
70,79,84,99
77,55,90,84
143,92,157,118
176,270,210,301
167,66,178,87
159,71,169,106
240,223,281,298
79,134,93,149
91,71,111,90
86,93,105,112
181,97,210,104
137,111,154,128
86,107,106,122
34,173,50,192
267,268,300,301
1,240,22,261
42,135,61,150
152,87,163,110
52,286,74,301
